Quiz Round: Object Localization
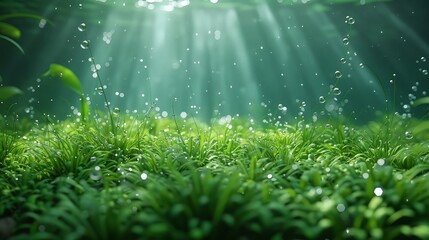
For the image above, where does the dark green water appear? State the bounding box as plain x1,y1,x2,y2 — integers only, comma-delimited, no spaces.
1,0,429,123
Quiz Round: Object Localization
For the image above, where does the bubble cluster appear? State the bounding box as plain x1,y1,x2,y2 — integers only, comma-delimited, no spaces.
345,16,355,25
278,104,287,114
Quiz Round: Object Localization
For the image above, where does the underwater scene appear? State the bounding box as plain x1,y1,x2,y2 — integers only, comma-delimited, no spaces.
1,0,429,239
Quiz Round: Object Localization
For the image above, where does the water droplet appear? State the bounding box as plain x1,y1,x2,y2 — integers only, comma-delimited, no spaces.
113,108,120,114
319,96,326,103
80,40,89,49
141,173,148,180
38,19,47,28
334,71,342,79
359,63,364,68
267,174,273,179
342,37,349,45
340,58,346,64
97,87,103,95
180,112,187,119
374,187,383,196
347,17,355,25
277,104,287,113
336,203,346,212
403,104,410,112
362,172,369,179
422,69,428,75
377,158,385,166
421,56,427,62
333,88,341,95
78,23,86,32
405,131,413,140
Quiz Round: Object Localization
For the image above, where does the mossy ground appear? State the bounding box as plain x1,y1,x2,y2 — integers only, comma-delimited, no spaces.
1,113,429,239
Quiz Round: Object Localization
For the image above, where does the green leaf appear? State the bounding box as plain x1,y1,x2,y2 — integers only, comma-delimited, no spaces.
81,97,89,121
0,22,20,39
412,97,429,107
0,34,24,54
387,208,414,224
43,64,83,95
413,224,429,239
0,86,23,101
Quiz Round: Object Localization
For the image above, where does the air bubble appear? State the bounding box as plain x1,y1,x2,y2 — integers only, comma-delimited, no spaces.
97,87,103,95
141,173,148,180
334,71,342,79
319,96,326,103
78,23,86,32
342,37,349,45
422,69,428,75
345,16,355,25
113,108,120,114
80,40,89,49
404,131,413,140
336,204,346,212
403,104,410,112
333,88,341,95
374,187,383,196
340,58,346,64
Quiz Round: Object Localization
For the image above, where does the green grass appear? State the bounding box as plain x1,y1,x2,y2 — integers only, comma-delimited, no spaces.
1,113,429,240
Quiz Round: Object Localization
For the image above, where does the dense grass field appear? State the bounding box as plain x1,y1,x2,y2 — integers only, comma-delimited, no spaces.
1,113,429,239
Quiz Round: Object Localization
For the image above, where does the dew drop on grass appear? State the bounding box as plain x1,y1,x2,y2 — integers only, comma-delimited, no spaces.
113,108,120,114
267,174,273,179
78,23,86,32
80,40,89,49
374,187,383,196
334,71,342,79
377,158,385,166
141,173,148,180
362,172,369,179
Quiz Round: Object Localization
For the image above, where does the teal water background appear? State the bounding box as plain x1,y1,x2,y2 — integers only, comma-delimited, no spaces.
1,0,428,123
